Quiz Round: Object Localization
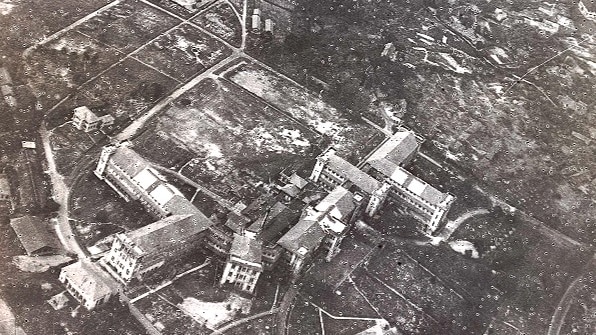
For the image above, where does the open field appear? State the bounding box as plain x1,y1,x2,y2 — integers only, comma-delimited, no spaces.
450,209,592,334
134,294,209,335
322,316,377,335
133,77,320,204
133,23,233,81
559,273,596,334
365,245,491,334
192,2,242,47
0,0,115,61
288,296,322,335
146,0,213,19
302,230,378,290
226,60,384,163
225,314,277,335
48,123,98,176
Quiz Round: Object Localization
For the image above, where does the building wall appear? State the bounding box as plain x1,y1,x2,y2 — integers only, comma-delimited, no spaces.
95,148,171,218
220,261,262,293
103,231,206,283
59,269,110,310
103,235,140,282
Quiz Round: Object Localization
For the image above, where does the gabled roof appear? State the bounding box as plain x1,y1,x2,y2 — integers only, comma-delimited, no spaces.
367,131,419,167
260,203,301,244
277,209,326,256
225,212,251,234
324,150,381,194
387,166,448,206
61,261,114,301
10,216,60,256
73,106,100,123
126,212,214,255
109,145,151,177
229,234,262,267
278,184,301,197
289,173,308,189
164,194,201,215
315,186,355,222
0,173,11,197
0,67,12,85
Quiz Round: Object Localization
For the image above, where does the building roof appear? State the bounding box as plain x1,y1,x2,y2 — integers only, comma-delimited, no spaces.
149,184,182,206
132,168,160,190
318,214,347,235
225,212,251,234
126,212,214,255
61,261,115,301
10,216,60,256
0,173,11,197
229,234,262,267
164,194,201,215
387,166,448,206
278,184,301,197
73,106,100,123
109,145,152,177
260,203,301,244
1,84,14,96
277,210,326,256
367,131,419,167
325,150,381,194
289,173,308,189
315,186,355,222
21,141,36,149
0,67,12,85
100,115,115,123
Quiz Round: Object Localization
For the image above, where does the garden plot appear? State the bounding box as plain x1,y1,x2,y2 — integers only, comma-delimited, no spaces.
133,23,232,81
75,0,180,53
25,30,124,104
192,2,242,47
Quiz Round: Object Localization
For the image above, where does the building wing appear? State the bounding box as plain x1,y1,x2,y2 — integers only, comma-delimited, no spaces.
366,131,419,167
326,153,380,194
125,212,215,255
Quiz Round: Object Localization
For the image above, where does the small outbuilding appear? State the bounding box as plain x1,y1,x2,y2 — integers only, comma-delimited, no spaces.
9,216,61,256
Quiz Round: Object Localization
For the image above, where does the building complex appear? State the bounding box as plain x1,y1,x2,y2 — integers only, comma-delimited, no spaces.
60,127,455,308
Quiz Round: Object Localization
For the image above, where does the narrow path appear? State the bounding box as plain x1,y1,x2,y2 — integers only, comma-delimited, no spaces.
435,208,489,242
22,0,125,57
210,308,279,335
275,286,298,335
150,164,238,213
39,124,87,259
130,259,212,303
113,52,240,142
307,300,384,322
547,255,596,335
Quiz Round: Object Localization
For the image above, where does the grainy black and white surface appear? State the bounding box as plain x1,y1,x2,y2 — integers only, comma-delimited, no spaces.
0,1,594,334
